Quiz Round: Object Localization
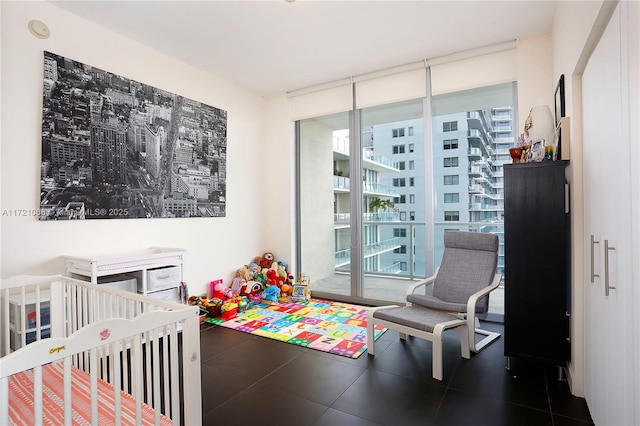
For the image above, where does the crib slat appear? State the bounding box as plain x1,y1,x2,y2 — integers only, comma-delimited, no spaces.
19,286,26,349
132,333,143,426
162,324,170,418
1,377,8,426
90,348,98,424
34,365,43,426
113,340,122,426
64,357,72,425
169,322,180,426
152,327,161,425
144,329,152,404
123,336,131,394
34,286,41,344
1,288,9,356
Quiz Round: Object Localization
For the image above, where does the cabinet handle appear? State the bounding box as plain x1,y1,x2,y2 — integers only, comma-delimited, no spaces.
604,239,616,296
590,235,600,283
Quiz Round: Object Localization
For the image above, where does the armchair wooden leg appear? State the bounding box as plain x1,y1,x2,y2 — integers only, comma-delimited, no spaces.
460,324,471,359
367,310,376,356
467,316,501,353
432,323,445,381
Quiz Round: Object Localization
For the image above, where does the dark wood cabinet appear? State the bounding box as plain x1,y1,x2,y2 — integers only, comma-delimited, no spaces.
504,161,570,365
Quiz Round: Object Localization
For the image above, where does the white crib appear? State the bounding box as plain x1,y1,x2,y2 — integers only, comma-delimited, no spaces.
0,275,202,425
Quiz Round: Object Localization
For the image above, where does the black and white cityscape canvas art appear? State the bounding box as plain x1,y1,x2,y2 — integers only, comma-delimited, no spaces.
40,51,227,220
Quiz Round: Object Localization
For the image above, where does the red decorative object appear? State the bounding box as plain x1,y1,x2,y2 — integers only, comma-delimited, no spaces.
509,147,523,163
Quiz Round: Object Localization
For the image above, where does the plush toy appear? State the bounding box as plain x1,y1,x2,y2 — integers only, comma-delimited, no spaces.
235,265,254,282
230,276,245,295
261,285,280,304
276,261,288,281
256,252,275,270
281,283,292,298
248,262,262,277
266,268,285,288
212,281,232,300
240,281,263,297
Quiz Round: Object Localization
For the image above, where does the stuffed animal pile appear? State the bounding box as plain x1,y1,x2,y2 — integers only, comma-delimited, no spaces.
199,252,294,319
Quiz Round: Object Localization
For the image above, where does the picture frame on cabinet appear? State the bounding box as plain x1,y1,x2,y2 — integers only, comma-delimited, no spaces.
554,117,571,160
554,74,565,127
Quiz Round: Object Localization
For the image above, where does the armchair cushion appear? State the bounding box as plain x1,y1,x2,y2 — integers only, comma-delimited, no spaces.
406,294,467,313
373,305,461,333
413,232,498,313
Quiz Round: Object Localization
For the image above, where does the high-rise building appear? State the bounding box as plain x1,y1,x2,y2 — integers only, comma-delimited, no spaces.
90,118,128,185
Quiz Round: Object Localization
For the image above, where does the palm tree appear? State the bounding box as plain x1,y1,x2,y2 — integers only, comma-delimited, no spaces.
368,197,395,213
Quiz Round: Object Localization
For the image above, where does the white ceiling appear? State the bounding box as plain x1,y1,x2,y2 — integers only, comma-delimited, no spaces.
49,0,557,98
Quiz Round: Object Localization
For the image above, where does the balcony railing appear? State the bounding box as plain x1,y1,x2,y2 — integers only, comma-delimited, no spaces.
363,212,402,222
363,182,399,197
333,175,350,191
334,212,402,224
334,237,402,267
363,149,400,170
468,147,482,157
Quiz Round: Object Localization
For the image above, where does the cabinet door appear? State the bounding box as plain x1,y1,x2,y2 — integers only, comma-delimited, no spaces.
504,162,569,364
583,2,636,424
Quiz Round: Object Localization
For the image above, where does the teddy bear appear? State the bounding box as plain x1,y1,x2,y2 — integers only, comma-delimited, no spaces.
255,252,275,270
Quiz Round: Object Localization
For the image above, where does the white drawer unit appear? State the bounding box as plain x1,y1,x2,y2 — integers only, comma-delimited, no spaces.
97,274,137,292
64,247,185,302
7,290,51,351
135,266,181,293
146,287,181,305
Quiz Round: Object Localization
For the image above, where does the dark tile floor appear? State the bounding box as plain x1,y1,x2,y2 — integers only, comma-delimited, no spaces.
199,320,593,426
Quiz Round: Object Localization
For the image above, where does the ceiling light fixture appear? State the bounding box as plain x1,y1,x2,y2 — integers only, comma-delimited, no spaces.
28,20,50,39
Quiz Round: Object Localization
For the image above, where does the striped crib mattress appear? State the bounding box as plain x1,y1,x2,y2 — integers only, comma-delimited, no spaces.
8,361,171,425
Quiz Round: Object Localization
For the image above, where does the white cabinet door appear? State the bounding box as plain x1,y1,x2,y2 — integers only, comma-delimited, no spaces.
583,3,636,425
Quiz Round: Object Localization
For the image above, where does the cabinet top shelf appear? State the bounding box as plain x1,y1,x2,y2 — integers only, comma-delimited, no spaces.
504,160,569,170
64,247,185,276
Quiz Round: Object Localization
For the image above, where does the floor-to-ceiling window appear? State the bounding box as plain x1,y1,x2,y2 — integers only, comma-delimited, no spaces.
360,99,426,301
298,111,352,297
431,82,517,318
295,52,517,315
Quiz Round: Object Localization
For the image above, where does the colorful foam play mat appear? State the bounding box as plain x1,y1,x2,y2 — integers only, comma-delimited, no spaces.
205,298,387,359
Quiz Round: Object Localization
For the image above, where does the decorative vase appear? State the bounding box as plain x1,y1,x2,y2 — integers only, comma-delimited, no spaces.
525,105,555,149
509,147,523,163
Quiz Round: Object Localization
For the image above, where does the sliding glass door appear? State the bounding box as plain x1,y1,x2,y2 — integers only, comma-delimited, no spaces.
359,99,427,302
298,112,352,297
298,100,428,304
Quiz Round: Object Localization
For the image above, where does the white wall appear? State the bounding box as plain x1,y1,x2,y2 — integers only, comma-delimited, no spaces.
0,1,268,296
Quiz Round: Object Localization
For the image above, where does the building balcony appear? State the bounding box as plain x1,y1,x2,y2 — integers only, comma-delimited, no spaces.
364,212,402,222
334,175,350,192
333,139,399,172
363,148,400,172
469,202,503,211
469,166,483,176
334,178,399,197
334,212,403,225
468,147,482,158
469,184,483,193
334,237,402,268
363,182,399,197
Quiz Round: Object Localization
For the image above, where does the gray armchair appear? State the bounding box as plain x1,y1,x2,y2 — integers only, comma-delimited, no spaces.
367,231,501,380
